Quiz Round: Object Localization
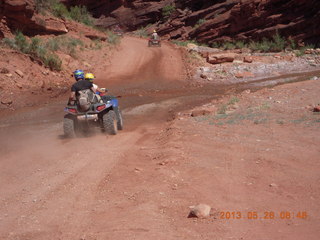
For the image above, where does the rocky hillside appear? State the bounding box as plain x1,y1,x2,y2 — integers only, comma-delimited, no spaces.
1,0,319,46
64,0,320,46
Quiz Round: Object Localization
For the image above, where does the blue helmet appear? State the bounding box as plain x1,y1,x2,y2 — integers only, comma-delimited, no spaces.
73,69,84,80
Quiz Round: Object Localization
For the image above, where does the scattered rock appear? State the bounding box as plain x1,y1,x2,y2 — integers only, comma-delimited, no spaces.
200,73,208,79
235,71,254,78
207,53,236,64
1,99,13,105
134,167,143,172
15,69,24,78
188,204,211,218
313,106,320,112
0,68,10,74
243,56,253,63
269,183,278,187
233,60,243,64
5,73,13,78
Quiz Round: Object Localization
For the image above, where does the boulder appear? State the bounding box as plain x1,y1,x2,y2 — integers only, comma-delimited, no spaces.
207,53,236,64
188,204,211,218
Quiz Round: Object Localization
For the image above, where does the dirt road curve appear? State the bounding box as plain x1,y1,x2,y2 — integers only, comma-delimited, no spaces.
0,36,319,240
0,36,189,239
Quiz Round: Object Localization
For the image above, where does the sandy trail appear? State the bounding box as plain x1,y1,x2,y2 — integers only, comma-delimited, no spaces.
0,36,319,240
0,36,188,239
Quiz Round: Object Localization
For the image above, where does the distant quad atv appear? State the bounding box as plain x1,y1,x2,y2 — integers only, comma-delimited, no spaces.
63,92,123,137
148,38,161,47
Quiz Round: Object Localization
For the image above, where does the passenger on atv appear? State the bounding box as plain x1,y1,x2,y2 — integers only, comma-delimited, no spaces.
84,72,116,104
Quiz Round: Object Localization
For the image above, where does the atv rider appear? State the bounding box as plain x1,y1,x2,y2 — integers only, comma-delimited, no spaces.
151,30,159,40
68,69,95,105
84,73,107,103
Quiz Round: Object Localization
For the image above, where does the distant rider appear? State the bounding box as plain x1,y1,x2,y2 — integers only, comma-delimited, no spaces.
68,69,95,105
151,30,159,40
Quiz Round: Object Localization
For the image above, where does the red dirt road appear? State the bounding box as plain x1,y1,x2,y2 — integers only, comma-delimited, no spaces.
0,36,319,240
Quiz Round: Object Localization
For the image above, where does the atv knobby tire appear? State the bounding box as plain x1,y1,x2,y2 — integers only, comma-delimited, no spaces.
114,107,124,130
63,115,76,137
103,110,117,135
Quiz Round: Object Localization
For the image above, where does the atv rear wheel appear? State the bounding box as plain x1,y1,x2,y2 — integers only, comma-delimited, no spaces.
63,115,76,137
114,107,124,130
103,110,117,135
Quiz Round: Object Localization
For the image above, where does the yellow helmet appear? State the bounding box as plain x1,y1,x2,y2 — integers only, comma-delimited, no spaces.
85,73,95,82
153,30,156,33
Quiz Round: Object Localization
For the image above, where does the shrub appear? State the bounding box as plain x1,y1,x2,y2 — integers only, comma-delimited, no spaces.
44,54,62,71
52,3,70,18
35,0,59,13
2,32,62,71
2,38,16,49
162,5,175,17
194,19,206,28
106,31,120,45
46,38,60,51
235,40,246,49
249,38,272,52
28,37,44,56
222,42,236,50
288,38,297,50
15,31,29,53
134,27,149,38
69,6,94,26
45,36,83,58
270,32,286,51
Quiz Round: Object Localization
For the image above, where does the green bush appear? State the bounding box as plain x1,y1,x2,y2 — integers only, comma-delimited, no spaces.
162,5,175,17
2,32,62,71
194,18,206,28
45,36,83,57
134,27,149,38
222,42,236,50
44,53,62,71
35,1,94,27
106,31,120,45
69,6,94,26
35,0,59,13
46,38,60,51
235,41,246,49
52,3,70,18
270,32,286,51
15,31,29,53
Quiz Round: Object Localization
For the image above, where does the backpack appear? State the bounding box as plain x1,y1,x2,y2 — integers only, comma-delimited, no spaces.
77,89,95,111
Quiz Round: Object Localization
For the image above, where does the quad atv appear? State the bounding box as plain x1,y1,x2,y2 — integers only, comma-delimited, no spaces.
148,38,161,47
63,94,123,137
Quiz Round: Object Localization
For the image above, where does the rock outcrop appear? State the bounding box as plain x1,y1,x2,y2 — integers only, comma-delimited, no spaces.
64,0,319,46
0,0,105,40
1,0,319,46
0,0,68,37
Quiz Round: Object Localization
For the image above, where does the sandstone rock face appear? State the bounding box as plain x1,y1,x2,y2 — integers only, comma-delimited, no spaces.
1,0,319,47
0,0,68,37
0,0,106,40
65,0,319,46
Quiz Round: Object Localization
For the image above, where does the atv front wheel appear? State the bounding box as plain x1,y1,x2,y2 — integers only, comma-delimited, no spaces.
63,115,76,137
103,110,117,135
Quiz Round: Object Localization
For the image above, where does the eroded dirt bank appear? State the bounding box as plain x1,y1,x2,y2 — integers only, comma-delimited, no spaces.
0,36,319,240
